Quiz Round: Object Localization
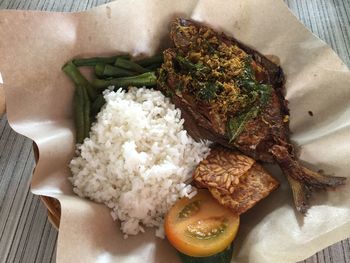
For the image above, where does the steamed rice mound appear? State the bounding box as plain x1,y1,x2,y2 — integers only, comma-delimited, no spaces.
69,87,210,237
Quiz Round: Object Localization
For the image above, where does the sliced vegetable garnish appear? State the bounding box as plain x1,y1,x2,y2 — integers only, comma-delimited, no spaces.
179,200,201,219
165,190,239,257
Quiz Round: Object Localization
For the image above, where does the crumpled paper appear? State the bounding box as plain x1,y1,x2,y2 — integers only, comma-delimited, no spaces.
1,0,350,262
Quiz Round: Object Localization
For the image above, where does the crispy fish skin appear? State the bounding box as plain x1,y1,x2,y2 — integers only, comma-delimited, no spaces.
158,18,346,213
194,147,279,215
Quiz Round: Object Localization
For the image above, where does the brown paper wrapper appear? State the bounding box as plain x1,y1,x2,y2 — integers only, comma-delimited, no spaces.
1,0,350,262
0,89,4,116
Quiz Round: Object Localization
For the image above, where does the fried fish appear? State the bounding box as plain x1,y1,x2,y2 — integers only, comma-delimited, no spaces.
158,18,346,213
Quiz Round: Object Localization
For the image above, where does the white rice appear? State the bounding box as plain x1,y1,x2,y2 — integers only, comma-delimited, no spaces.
69,87,210,238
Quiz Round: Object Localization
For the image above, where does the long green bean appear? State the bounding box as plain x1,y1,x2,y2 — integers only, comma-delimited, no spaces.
114,58,148,73
135,53,163,67
81,86,91,139
67,53,163,143
95,63,136,78
73,54,130,67
145,63,162,71
62,61,98,100
92,72,157,89
91,94,106,116
73,86,85,144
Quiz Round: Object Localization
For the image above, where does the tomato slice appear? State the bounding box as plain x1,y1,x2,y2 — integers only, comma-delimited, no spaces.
165,189,240,257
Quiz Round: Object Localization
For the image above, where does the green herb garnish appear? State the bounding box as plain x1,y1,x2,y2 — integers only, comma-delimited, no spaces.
227,106,259,142
226,56,273,142
175,56,210,76
197,82,218,101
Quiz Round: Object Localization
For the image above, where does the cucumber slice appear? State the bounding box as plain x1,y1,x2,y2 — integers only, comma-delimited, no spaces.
177,244,234,263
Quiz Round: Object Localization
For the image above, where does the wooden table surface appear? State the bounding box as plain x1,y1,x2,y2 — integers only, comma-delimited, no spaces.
0,0,349,262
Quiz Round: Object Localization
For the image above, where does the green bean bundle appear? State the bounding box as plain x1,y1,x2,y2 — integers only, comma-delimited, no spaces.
63,53,164,143
73,85,90,143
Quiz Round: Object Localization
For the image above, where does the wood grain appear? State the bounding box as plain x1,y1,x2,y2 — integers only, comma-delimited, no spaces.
0,0,349,262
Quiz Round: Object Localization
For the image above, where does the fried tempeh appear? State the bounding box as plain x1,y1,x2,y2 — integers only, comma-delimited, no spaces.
194,147,279,215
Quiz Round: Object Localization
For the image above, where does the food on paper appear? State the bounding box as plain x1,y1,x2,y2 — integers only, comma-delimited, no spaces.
62,54,161,143
164,189,239,262
158,18,346,213
193,147,279,215
69,87,210,237
61,16,347,263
